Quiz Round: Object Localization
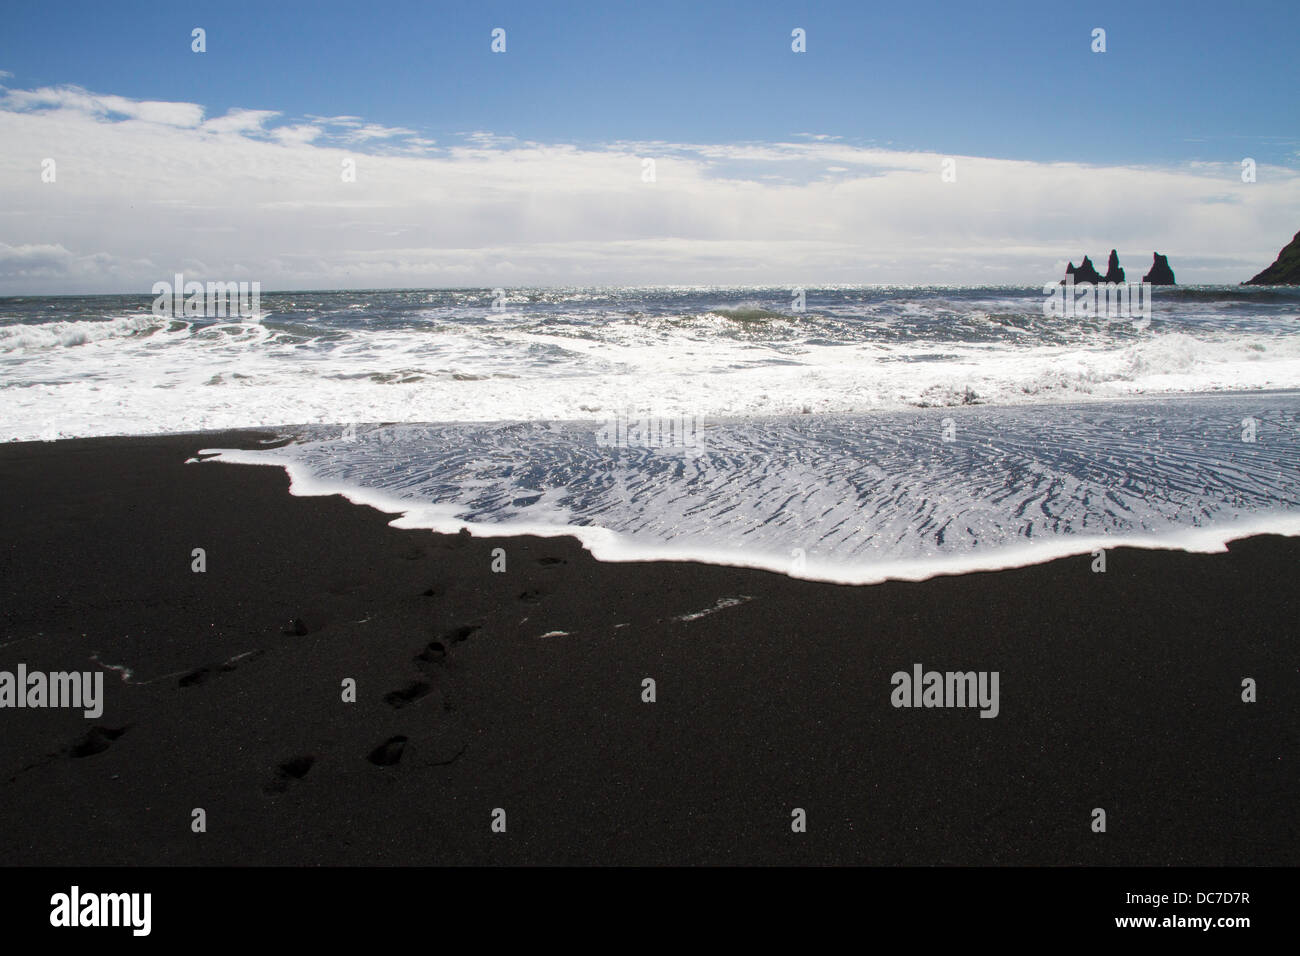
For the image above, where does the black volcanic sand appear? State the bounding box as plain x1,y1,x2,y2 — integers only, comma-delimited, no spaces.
0,431,1295,866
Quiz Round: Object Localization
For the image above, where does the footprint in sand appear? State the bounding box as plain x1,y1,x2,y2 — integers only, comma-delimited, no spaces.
263,755,316,795
443,624,480,643
367,736,407,767
68,725,129,759
383,681,432,709
415,624,480,672
415,640,447,665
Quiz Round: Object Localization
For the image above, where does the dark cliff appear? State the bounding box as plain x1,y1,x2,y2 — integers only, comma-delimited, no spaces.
1244,230,1300,285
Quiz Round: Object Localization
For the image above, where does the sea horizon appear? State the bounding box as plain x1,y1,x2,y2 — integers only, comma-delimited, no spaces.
2,279,1293,299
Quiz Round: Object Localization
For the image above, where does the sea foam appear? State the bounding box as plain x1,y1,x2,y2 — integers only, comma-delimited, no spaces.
195,392,1300,584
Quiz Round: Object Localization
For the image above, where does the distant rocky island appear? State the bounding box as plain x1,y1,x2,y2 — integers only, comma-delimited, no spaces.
1061,250,1174,285
1143,253,1175,285
1057,233,1300,287
1244,230,1300,285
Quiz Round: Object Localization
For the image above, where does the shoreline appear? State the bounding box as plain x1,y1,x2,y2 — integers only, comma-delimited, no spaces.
201,439,1300,588
194,391,1300,587
0,431,1296,865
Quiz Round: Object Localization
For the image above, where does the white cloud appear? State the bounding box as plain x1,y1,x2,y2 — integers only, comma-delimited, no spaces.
0,241,75,277
273,124,323,146
346,122,418,142
2,84,204,127
201,108,280,134
0,241,150,281
0,82,1296,293
306,114,365,126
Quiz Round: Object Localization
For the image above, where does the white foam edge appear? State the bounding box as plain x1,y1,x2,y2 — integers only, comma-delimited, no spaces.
191,446,1300,586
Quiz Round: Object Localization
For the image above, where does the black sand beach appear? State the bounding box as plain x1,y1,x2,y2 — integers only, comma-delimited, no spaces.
0,432,1295,866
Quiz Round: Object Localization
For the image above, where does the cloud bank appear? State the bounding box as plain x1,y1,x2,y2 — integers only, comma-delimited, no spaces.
1,82,1297,292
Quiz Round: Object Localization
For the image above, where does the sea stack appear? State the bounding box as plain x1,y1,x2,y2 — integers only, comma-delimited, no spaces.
1244,229,1300,285
1102,249,1125,284
1142,253,1176,285
1065,255,1104,284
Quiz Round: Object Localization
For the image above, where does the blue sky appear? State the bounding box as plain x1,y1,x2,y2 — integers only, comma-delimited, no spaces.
4,0,1296,166
0,1,1297,290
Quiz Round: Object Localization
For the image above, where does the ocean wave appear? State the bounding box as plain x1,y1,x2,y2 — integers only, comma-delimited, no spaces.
3,287,1299,441
705,303,793,322
0,313,168,352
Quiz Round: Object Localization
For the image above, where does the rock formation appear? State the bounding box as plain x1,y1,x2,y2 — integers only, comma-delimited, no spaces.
1244,230,1300,285
1062,250,1174,285
1102,249,1125,284
1064,255,1104,284
1142,253,1176,285
1062,252,1123,284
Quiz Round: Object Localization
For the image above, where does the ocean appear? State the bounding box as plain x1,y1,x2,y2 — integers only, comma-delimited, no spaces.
3,285,1299,583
